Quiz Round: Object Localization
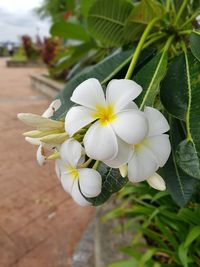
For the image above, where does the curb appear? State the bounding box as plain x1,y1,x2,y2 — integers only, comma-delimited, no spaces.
30,73,64,99
72,202,132,267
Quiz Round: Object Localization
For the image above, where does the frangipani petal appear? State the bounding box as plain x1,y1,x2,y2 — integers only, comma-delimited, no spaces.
60,139,82,167
65,106,95,136
104,137,133,168
119,164,128,177
84,121,118,160
146,134,171,167
55,159,66,180
42,99,61,118
106,79,142,112
25,137,41,146
71,78,106,109
17,113,64,130
128,146,158,182
78,168,102,198
60,172,75,194
71,179,91,206
111,110,148,144
147,173,166,191
144,107,170,136
36,145,46,166
123,101,138,110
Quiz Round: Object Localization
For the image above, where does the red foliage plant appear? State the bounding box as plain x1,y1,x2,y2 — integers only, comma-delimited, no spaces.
41,38,60,66
63,11,72,21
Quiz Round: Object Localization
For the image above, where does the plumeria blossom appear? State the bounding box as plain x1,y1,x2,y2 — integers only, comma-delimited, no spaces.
146,173,166,191
25,136,57,166
58,138,102,206
126,107,171,183
18,99,62,166
65,78,148,162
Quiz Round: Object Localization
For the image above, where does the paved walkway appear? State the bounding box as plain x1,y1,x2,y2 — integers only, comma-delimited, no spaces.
0,59,93,267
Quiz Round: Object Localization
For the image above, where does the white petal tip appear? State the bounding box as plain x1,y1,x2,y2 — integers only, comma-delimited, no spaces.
17,113,26,121
36,145,46,166
147,173,166,191
25,137,41,146
119,165,128,177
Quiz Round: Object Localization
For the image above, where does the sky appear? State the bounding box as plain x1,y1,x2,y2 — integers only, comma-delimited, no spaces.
0,0,51,43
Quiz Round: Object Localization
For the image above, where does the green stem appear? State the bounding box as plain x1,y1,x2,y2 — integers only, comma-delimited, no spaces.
81,158,93,168
180,9,200,29
174,0,188,25
93,160,99,170
161,35,174,52
146,31,163,40
143,33,167,49
166,0,171,12
179,30,192,35
125,17,161,80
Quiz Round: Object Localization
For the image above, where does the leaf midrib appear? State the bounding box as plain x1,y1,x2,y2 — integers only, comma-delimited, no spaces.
184,51,200,168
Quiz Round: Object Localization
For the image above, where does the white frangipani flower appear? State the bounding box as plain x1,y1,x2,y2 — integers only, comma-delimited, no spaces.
65,78,148,161
59,139,102,206
18,99,62,166
127,107,171,183
146,173,166,191
42,99,61,118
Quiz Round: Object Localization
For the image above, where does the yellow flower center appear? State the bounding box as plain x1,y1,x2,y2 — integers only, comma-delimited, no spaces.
68,166,79,179
93,104,116,126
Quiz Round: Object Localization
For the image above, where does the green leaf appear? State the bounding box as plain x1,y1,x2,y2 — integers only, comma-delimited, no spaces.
85,162,128,206
160,53,188,120
123,0,164,42
176,140,200,179
190,31,200,62
155,219,179,250
53,48,135,119
80,0,96,17
108,259,138,267
129,0,164,24
55,40,97,71
178,243,188,267
161,51,200,121
161,118,197,207
87,0,133,46
178,208,200,225
137,249,156,267
50,21,90,41
134,51,168,109
184,226,200,247
173,52,200,179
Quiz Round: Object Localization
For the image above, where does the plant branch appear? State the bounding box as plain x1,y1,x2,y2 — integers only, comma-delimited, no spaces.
161,35,175,52
166,0,171,13
180,8,200,29
179,30,192,36
174,0,188,25
143,33,167,49
125,17,161,80
93,160,99,170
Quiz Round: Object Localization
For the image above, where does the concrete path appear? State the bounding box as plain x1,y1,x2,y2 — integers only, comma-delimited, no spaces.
0,59,93,267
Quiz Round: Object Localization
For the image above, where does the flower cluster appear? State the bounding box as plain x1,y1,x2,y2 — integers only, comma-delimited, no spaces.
18,78,171,206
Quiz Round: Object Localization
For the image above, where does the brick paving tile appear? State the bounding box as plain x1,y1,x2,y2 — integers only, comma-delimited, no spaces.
0,59,94,267
0,228,23,267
